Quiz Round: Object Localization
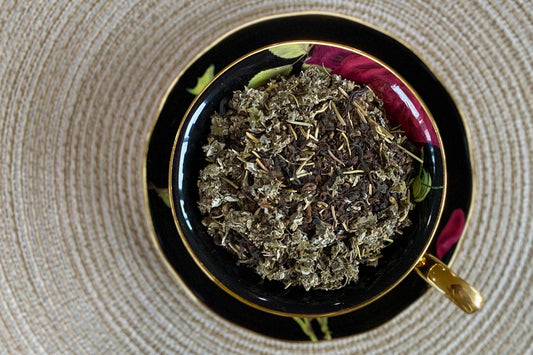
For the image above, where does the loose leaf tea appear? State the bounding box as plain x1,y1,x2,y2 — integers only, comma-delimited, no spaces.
197,66,416,291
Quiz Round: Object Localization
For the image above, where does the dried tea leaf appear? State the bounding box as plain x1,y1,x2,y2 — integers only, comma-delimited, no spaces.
301,63,332,74
198,66,417,291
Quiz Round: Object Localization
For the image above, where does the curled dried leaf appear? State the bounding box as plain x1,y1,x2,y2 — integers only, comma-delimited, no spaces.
198,66,416,290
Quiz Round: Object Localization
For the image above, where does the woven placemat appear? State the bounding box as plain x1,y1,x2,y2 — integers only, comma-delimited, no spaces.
1,1,532,353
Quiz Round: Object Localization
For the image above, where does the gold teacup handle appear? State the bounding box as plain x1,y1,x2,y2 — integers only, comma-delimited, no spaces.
415,254,484,313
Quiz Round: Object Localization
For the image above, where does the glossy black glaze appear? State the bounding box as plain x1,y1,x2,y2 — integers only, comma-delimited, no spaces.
169,46,445,316
146,13,472,340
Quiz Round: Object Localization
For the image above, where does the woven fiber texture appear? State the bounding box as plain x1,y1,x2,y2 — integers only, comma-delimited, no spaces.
1,0,532,353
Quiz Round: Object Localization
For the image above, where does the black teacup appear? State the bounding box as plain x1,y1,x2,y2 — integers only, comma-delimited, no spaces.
169,42,483,316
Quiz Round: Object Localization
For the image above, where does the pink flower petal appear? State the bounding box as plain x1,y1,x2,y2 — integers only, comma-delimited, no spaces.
305,45,351,68
436,209,466,259
334,55,387,82
306,45,439,147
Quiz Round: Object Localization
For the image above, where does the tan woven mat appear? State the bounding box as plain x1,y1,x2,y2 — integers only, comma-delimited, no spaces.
1,1,532,353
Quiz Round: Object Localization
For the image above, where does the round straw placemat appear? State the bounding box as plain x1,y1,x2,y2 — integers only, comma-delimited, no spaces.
1,1,532,353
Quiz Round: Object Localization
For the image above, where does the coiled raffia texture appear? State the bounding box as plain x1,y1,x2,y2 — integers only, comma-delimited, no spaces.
1,1,531,353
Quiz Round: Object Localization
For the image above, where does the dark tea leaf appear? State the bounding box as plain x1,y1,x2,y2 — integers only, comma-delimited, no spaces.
198,66,416,291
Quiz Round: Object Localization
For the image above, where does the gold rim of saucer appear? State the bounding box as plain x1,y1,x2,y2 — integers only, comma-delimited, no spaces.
142,11,475,330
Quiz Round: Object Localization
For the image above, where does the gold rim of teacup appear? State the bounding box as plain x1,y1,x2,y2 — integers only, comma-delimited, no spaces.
167,39,448,317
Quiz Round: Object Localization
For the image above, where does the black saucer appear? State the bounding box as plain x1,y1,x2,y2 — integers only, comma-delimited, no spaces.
144,12,473,341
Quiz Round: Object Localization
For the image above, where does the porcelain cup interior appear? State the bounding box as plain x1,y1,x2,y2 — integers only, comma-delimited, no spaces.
169,41,446,317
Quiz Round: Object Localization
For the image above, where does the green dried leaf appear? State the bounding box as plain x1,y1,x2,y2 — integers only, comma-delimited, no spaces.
269,43,310,59
247,65,292,89
302,63,332,74
186,64,215,95
198,66,416,291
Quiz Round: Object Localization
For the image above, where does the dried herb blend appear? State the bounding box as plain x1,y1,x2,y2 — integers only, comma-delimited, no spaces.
197,66,416,291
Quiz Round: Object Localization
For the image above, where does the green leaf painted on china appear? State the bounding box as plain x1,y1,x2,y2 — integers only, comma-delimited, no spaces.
293,317,318,342
293,317,332,341
269,43,310,59
412,167,432,202
156,187,171,208
186,64,215,95
248,65,292,89
316,317,332,340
